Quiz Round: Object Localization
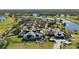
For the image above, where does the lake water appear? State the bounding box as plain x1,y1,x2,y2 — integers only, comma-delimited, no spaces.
63,19,79,32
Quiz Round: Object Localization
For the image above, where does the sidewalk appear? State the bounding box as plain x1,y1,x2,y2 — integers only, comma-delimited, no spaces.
53,40,61,49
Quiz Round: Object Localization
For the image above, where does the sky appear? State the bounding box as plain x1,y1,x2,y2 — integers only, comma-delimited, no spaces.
0,0,79,9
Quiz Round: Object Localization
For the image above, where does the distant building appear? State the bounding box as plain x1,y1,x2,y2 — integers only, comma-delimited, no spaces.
32,13,39,17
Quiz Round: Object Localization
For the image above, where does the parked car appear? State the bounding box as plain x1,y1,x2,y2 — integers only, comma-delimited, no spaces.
49,37,56,42
64,40,72,45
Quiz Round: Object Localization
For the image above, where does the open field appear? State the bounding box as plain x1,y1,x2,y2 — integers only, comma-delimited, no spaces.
7,36,53,49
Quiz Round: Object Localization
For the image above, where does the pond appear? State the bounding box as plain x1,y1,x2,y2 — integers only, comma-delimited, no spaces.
0,16,6,21
63,19,79,32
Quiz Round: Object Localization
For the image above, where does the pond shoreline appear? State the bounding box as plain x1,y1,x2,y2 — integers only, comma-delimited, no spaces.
62,19,79,32
66,18,79,25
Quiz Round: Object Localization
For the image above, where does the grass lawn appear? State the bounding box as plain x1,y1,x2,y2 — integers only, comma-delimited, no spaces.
63,34,79,49
7,36,54,49
66,16,79,24
0,17,15,35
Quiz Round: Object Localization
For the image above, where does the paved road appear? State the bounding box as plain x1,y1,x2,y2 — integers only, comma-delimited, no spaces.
53,40,62,49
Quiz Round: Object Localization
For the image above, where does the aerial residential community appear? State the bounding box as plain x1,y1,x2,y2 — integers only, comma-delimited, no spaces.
0,9,79,49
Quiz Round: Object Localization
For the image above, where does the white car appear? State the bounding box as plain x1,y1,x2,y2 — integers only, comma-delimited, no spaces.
49,37,56,42
64,41,72,45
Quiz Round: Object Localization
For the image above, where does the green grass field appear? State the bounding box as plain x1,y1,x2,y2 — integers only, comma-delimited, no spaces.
7,36,53,49
66,16,79,24
0,17,15,35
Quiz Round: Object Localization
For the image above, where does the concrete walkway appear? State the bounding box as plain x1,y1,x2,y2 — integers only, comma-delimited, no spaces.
53,40,62,49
